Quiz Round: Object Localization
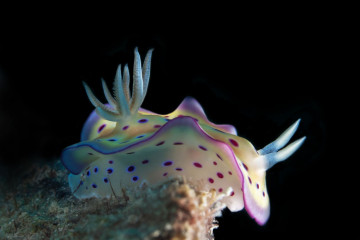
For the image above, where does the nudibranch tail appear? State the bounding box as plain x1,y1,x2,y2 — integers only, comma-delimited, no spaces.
83,48,154,122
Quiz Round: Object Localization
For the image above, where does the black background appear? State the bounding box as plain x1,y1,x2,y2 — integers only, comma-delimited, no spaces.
0,10,342,237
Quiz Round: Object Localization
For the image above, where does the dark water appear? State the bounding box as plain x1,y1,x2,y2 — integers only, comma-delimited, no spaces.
0,21,338,237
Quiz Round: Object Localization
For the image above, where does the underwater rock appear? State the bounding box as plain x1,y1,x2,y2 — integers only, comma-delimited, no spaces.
0,160,223,240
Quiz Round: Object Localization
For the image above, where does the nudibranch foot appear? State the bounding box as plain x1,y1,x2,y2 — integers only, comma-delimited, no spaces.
61,48,306,226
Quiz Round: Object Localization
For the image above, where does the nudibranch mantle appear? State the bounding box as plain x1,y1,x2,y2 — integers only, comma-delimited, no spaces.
61,48,306,226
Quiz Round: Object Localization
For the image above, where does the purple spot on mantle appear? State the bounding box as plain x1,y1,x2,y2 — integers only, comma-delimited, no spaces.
163,161,173,166
122,125,129,130
193,162,202,168
242,163,249,171
107,168,113,174
142,159,149,164
127,166,135,172
98,124,106,133
156,141,165,146
138,119,148,123
132,176,139,182
217,172,224,178
198,145,207,151
229,138,239,147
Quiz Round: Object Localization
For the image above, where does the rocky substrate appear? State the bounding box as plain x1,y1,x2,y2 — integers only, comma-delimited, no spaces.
0,160,224,240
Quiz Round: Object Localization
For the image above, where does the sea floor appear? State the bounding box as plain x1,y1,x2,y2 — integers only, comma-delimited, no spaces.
0,159,222,240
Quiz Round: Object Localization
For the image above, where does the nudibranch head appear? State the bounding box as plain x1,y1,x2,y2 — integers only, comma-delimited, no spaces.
61,48,306,225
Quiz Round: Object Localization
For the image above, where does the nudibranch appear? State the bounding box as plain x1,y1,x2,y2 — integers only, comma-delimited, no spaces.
61,48,306,225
